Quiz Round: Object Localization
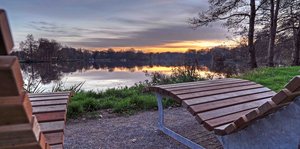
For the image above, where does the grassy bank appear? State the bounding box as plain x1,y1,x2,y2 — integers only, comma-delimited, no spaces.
67,84,175,118
238,66,300,92
68,66,300,118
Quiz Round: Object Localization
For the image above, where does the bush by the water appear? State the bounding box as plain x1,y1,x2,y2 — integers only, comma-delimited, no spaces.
146,66,216,85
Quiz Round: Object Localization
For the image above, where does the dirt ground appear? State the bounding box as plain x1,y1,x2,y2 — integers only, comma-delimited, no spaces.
64,107,222,149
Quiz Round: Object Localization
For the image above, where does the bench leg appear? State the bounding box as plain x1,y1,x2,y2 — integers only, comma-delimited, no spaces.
155,93,205,149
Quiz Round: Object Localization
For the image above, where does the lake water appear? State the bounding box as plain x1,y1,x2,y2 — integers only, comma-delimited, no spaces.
21,61,240,91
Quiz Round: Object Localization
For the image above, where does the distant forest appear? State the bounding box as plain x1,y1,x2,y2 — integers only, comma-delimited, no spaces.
11,35,211,63
11,33,296,68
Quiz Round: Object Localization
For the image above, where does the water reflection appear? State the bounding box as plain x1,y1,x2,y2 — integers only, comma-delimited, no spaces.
21,60,243,91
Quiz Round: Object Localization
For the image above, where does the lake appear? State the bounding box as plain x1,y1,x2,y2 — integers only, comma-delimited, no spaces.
20,60,242,92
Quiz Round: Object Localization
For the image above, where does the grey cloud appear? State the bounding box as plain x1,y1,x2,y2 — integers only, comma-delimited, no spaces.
107,18,159,26
6,0,227,49
27,21,84,38
66,24,229,48
27,21,136,38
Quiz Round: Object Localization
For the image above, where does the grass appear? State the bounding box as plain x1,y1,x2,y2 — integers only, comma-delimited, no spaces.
67,84,175,118
238,66,300,92
68,66,300,119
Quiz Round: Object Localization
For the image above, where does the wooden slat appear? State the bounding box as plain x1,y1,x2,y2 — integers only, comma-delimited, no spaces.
271,89,300,105
44,132,63,145
0,92,29,105
165,79,249,91
0,56,23,96
39,121,65,133
50,144,63,149
0,9,14,55
31,99,68,107
28,92,71,98
171,81,255,95
38,133,49,149
214,123,235,136
202,109,254,131
35,111,66,122
284,76,300,92
6,141,49,149
183,87,271,106
29,96,69,102
31,116,40,139
32,116,49,149
0,93,33,125
196,98,271,122
269,76,300,105
0,123,38,148
188,91,276,115
153,78,238,89
32,105,67,114
177,84,263,99
2,142,42,149
271,90,289,104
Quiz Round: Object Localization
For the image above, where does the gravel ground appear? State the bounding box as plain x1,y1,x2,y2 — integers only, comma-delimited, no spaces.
64,107,222,149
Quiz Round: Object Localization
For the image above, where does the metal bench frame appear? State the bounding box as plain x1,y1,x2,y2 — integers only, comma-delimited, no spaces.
155,93,204,149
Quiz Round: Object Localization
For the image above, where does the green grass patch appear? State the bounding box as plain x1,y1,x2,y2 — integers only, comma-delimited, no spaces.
67,84,175,118
238,66,300,92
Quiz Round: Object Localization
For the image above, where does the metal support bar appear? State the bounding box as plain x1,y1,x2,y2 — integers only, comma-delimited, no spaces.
155,93,205,149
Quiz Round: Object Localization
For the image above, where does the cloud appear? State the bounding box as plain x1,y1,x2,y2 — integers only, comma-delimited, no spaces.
4,0,229,51
66,24,229,48
26,21,83,38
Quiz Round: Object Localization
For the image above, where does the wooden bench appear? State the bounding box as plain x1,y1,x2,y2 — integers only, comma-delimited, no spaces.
0,9,71,149
149,78,300,148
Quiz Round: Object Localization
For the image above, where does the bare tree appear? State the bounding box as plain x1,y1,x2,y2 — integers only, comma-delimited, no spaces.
291,1,300,65
267,0,281,67
276,0,300,65
249,0,258,68
294,19,300,65
19,34,38,60
189,0,266,68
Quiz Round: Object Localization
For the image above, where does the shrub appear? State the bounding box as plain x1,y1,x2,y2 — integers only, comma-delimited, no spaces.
68,102,84,118
146,66,209,86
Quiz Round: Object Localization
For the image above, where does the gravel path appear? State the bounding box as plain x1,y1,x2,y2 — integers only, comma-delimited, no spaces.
64,107,222,149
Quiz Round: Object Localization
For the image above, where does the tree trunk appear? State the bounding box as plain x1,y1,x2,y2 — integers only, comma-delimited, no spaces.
248,0,257,68
268,0,280,67
292,21,300,66
268,0,275,67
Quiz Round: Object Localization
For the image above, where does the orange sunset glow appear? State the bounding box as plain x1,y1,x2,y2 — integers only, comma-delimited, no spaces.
90,40,237,53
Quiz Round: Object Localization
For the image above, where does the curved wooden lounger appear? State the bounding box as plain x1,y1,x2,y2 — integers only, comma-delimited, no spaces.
149,77,300,148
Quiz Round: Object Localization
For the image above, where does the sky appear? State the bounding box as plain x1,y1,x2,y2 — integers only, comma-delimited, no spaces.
2,0,233,53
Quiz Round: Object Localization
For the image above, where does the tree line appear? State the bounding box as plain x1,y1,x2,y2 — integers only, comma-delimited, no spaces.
190,0,300,68
11,34,213,63
13,31,296,69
